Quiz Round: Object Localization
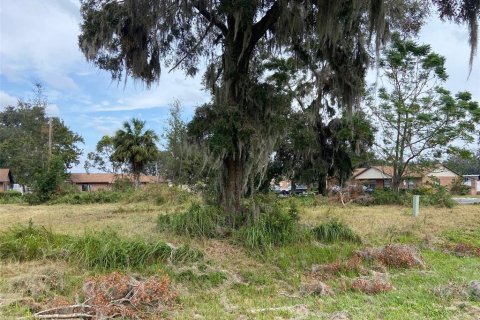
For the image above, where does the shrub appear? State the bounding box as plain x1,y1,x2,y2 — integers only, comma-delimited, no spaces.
157,203,225,238
371,189,409,206
449,177,470,195
312,220,362,243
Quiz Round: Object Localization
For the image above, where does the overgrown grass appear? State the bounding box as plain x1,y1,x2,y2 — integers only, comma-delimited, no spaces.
157,203,226,238
0,190,24,204
0,223,203,270
312,219,362,243
50,190,124,204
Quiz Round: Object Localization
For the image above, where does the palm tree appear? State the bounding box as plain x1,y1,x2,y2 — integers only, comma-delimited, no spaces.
111,118,159,187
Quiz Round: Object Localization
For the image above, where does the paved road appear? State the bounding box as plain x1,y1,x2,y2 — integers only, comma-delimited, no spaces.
453,198,480,205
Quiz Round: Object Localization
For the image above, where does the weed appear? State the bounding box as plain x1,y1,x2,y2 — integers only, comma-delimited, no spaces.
312,219,362,243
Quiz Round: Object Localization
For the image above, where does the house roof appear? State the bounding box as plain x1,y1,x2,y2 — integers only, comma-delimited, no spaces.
69,173,163,184
353,164,459,180
0,169,13,183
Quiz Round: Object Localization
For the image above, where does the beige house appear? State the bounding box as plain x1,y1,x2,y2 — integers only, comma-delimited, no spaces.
0,169,14,192
352,165,459,189
69,173,163,191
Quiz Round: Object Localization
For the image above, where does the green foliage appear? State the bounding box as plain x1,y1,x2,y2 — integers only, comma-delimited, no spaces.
0,223,203,271
372,35,479,190
66,230,173,270
449,177,470,195
0,84,83,186
175,270,227,288
0,190,23,204
50,190,124,205
312,219,362,243
370,186,455,208
235,201,308,251
0,221,65,261
111,118,159,185
29,155,67,204
157,203,225,238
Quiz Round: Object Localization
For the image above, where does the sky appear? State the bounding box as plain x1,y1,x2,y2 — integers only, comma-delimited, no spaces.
0,1,479,172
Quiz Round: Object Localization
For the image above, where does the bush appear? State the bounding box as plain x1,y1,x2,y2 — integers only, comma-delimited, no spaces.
157,203,225,238
370,186,455,208
371,189,409,206
449,177,470,196
312,220,362,243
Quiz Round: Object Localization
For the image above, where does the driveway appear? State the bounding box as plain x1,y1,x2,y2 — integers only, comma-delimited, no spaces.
453,197,480,205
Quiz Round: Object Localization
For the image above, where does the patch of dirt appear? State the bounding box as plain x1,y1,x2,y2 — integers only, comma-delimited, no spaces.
444,243,480,257
350,276,393,295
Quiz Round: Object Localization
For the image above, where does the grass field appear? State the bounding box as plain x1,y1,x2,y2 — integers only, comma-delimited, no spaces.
0,198,479,319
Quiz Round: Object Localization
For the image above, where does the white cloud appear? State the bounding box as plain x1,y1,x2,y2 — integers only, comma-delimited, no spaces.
89,73,210,112
0,0,83,91
0,91,18,107
46,103,60,117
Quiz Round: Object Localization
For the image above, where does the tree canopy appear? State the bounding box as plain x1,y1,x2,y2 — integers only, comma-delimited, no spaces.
0,87,84,186
78,0,480,218
370,35,480,191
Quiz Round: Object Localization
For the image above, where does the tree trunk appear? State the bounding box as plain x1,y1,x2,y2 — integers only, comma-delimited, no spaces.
222,155,244,227
318,173,327,196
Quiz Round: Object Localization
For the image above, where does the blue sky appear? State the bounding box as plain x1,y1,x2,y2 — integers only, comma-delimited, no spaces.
1,0,479,172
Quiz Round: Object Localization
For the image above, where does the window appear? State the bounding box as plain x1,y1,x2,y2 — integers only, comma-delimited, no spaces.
384,179,391,189
81,184,92,192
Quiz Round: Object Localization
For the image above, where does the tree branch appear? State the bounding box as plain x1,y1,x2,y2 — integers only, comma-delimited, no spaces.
192,1,228,36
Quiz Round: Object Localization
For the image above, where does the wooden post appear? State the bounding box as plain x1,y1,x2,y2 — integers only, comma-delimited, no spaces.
413,195,420,217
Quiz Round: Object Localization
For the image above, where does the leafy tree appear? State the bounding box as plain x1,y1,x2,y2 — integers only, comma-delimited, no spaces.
162,101,203,185
111,118,159,186
78,0,479,219
30,155,67,203
370,35,480,191
84,135,123,173
0,85,83,187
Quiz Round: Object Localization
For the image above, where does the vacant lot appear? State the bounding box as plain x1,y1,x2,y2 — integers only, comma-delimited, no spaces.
1,199,479,319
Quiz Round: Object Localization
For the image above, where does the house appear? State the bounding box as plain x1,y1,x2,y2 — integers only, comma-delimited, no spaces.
352,165,459,189
68,173,164,192
0,169,15,192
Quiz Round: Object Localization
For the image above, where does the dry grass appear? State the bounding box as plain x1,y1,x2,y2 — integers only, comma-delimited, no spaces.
0,203,161,239
302,204,480,242
1,202,480,319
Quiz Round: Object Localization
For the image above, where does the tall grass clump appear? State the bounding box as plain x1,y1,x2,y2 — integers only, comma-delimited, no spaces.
0,222,204,270
66,230,174,270
0,190,24,204
236,201,309,251
312,219,362,243
157,203,225,238
0,222,65,261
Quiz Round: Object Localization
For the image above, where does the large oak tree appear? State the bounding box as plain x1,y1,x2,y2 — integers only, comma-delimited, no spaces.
78,0,479,219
